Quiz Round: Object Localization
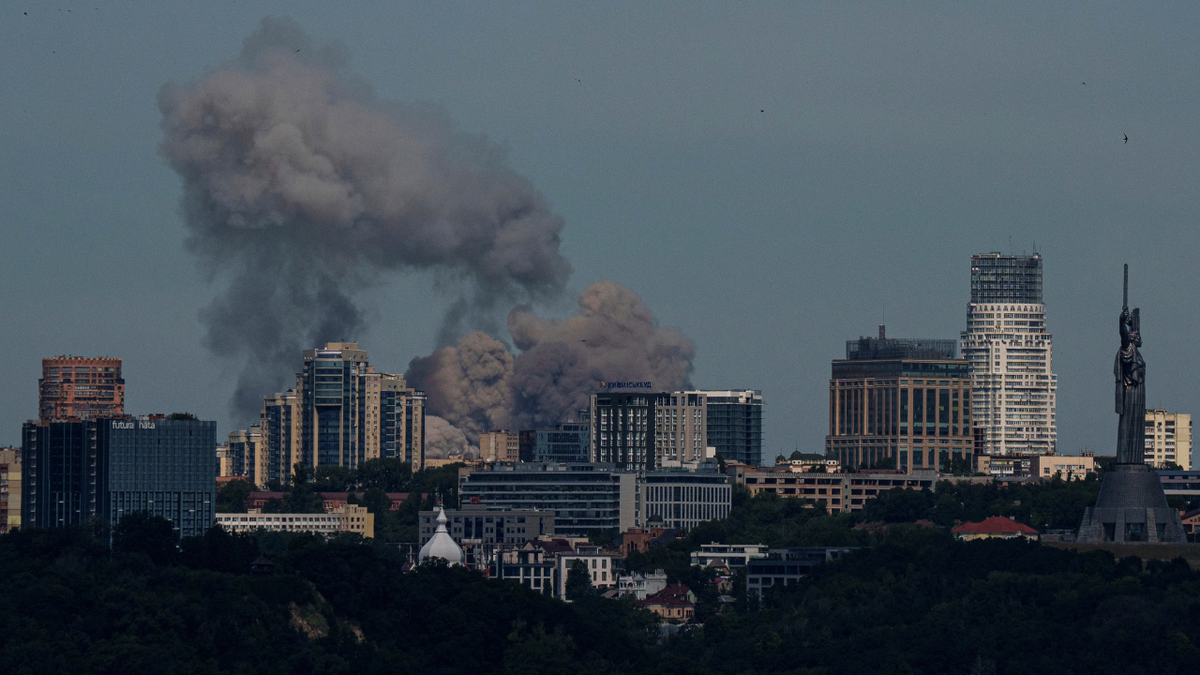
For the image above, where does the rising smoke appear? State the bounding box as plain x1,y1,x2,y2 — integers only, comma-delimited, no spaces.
408,280,696,441
424,415,478,459
159,17,571,422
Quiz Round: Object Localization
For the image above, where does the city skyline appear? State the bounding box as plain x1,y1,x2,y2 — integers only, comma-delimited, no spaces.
4,5,1200,459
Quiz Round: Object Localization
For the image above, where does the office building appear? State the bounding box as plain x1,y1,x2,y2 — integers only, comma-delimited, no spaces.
640,471,732,530
728,464,940,513
459,463,636,536
215,504,373,538
826,326,973,472
518,421,590,464
458,463,731,535
0,448,21,533
701,390,764,466
38,356,124,422
479,430,519,462
22,416,216,539
417,505,556,547
960,253,1058,456
1144,410,1192,470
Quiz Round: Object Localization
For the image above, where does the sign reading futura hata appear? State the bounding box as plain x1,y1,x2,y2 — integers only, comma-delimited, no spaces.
598,380,652,389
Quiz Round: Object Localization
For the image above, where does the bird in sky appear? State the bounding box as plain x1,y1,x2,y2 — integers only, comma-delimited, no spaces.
1081,82,1085,85
1124,134,1128,144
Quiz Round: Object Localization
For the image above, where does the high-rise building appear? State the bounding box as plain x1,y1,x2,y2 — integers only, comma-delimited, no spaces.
22,416,216,539
1144,410,1192,470
38,356,125,422
261,390,302,484
826,326,973,472
591,392,656,470
225,425,264,485
654,391,709,468
700,390,763,466
961,253,1058,457
297,342,426,472
518,422,591,463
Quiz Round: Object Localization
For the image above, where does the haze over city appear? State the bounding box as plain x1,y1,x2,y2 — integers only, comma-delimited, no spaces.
4,3,1200,457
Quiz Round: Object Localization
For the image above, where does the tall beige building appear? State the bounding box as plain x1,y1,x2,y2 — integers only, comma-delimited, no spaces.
479,430,519,462
1144,410,1192,470
655,391,709,467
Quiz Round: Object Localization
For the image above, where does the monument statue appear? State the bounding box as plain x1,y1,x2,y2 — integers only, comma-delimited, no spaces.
1077,265,1187,544
1114,267,1146,465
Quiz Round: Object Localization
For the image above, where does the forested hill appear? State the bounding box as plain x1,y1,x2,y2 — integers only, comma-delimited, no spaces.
2,521,1199,675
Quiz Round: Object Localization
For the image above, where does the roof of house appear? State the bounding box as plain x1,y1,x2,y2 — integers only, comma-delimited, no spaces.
951,516,1039,535
636,594,694,609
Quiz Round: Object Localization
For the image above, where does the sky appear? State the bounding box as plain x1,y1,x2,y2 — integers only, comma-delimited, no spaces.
3,2,1200,458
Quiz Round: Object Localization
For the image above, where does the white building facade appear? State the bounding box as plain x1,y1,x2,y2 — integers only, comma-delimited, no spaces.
1145,410,1192,470
960,253,1057,457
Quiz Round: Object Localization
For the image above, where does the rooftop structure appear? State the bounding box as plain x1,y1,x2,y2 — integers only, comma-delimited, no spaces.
419,507,464,565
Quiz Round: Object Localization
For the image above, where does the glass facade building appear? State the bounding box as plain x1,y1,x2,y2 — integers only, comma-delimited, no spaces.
701,390,763,466
459,463,637,536
22,416,216,539
519,423,591,464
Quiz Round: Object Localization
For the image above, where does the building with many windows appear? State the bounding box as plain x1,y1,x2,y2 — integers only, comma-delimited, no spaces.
654,391,710,467
0,448,21,533
826,326,973,473
417,505,556,547
702,390,763,466
639,471,731,530
38,356,125,422
590,392,655,470
216,504,373,538
22,416,216,539
961,253,1057,457
1144,410,1192,470
518,422,591,463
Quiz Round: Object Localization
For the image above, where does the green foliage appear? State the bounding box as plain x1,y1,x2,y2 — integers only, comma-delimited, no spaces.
566,560,594,601
167,412,197,420
859,477,1103,530
111,512,178,565
216,479,252,513
355,458,412,492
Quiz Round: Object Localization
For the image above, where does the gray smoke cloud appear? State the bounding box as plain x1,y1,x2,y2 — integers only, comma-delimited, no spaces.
406,331,513,443
408,280,696,437
158,17,571,422
424,415,479,459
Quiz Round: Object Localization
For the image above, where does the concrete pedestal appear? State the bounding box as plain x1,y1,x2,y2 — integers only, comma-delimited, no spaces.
1077,464,1187,544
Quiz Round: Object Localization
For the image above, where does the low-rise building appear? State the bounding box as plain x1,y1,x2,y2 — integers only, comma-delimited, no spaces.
636,584,696,623
951,516,1039,541
216,504,374,538
1032,454,1095,481
0,448,21,533
418,506,555,547
618,570,668,600
617,526,680,556
491,542,556,594
690,543,768,568
555,542,619,598
1158,471,1200,498
729,466,939,513
1180,509,1200,536
746,547,857,599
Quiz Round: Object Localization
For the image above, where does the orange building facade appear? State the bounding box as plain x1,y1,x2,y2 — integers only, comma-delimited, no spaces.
39,356,125,422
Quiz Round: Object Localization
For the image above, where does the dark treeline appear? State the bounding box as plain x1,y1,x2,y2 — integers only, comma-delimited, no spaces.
3,515,1200,674
5,475,1200,674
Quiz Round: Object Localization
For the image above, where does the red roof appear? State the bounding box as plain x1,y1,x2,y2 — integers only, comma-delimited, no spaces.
951,516,1038,535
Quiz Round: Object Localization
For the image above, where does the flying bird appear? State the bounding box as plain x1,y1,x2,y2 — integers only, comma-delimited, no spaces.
1124,134,1128,144
1081,82,1085,85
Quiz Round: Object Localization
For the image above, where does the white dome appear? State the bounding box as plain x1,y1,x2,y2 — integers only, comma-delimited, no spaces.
419,507,464,566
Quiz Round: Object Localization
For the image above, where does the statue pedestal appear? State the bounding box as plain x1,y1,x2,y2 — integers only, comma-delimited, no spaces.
1077,464,1187,544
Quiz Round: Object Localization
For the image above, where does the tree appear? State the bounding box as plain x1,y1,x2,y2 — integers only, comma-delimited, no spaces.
216,479,253,513
503,621,578,675
566,560,594,601
311,465,355,492
356,458,412,492
112,512,178,565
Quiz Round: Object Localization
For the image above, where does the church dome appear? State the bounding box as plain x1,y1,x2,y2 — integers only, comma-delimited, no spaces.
418,507,464,566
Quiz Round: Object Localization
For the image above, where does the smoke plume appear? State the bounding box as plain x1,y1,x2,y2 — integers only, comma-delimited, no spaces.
423,416,478,459
408,280,696,438
406,331,513,443
158,17,571,422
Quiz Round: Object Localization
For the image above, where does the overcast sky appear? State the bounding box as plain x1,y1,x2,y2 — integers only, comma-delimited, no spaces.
3,2,1199,458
